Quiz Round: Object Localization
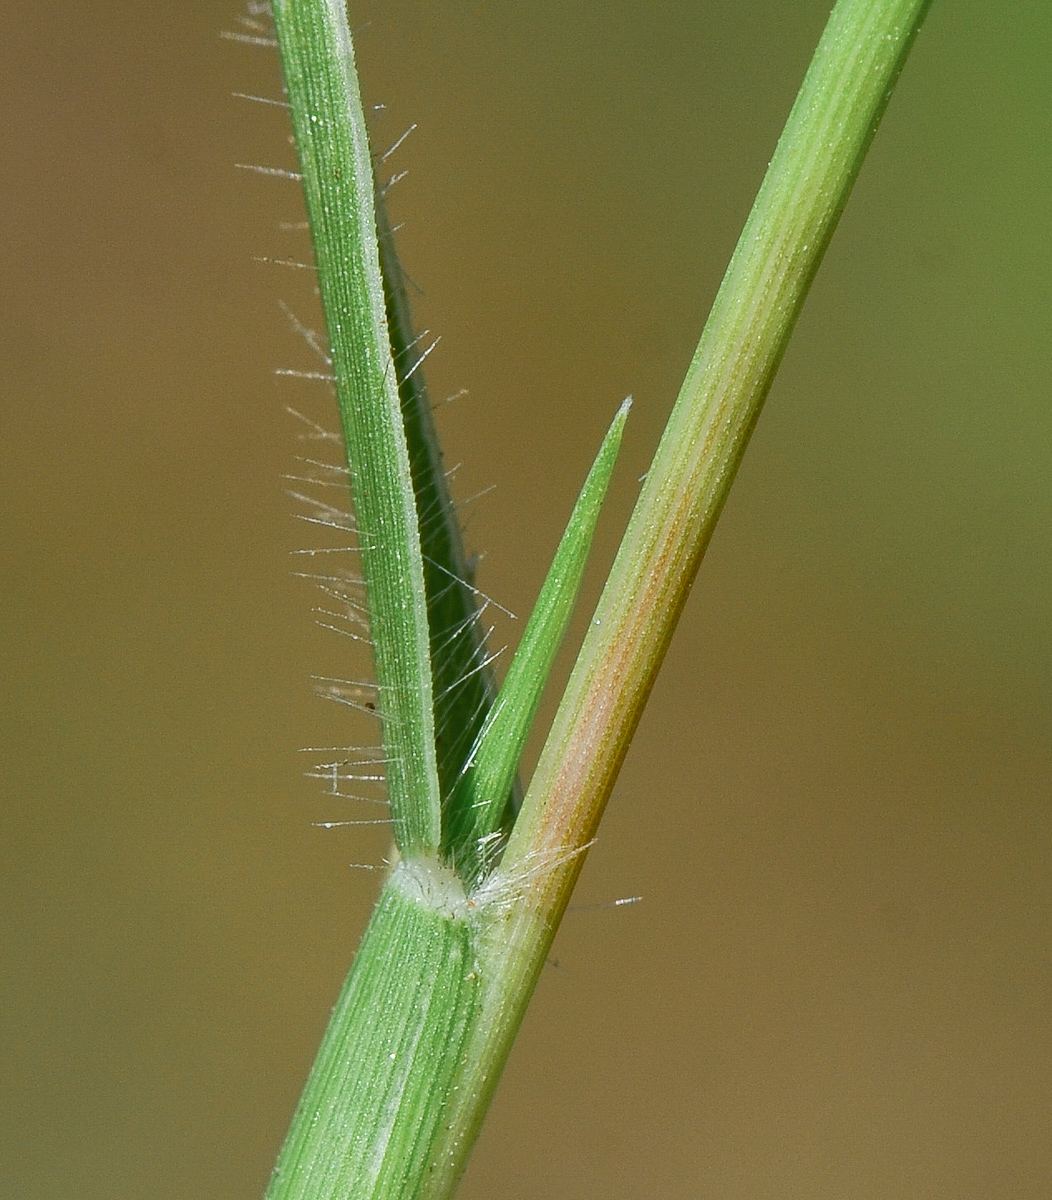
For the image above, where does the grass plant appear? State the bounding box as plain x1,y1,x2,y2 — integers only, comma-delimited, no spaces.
254,1,935,1196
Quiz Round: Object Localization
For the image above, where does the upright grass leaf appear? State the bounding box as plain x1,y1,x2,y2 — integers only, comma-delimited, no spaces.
271,0,440,855
376,197,506,827
443,398,631,880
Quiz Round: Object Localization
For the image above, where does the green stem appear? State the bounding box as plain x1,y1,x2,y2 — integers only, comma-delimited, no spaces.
426,0,935,1191
505,0,934,920
272,0,440,855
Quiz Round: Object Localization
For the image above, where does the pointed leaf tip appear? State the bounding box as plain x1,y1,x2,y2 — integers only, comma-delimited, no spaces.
445,399,631,881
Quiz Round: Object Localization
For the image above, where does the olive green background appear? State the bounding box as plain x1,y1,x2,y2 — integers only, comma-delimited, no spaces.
3,1,1051,1197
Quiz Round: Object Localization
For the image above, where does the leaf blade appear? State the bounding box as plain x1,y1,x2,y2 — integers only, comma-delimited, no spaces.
272,0,441,854
445,398,631,879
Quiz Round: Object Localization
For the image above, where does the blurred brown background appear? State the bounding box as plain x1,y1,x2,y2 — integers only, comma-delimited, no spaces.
3,1,1051,1197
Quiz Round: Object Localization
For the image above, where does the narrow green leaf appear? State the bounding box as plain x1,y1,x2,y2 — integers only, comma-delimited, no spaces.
271,0,440,854
444,399,631,879
375,197,505,831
